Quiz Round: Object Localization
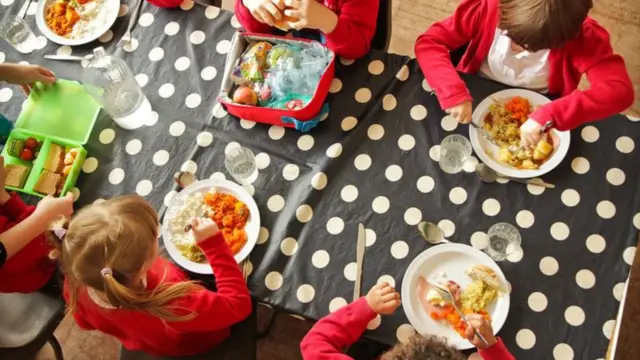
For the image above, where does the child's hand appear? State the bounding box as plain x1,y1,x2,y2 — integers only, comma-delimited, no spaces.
34,193,74,222
190,217,220,243
445,101,472,124
520,119,543,147
284,0,338,33
365,282,401,315
464,313,498,349
242,0,284,27
0,64,56,95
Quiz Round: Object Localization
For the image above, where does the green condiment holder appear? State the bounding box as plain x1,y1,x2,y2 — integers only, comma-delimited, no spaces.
1,79,100,197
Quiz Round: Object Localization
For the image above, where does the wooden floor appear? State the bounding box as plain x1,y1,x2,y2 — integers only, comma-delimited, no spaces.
36,0,640,359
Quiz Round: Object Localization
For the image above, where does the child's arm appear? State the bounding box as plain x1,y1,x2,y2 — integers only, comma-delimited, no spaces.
300,297,377,359
414,0,483,110
321,0,378,59
529,20,634,131
479,338,515,360
235,0,277,34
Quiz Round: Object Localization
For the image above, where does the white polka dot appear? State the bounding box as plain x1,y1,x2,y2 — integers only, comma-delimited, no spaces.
441,115,458,131
216,40,231,54
398,134,415,151
257,227,269,244
470,231,489,249
341,116,357,131
428,145,440,161
343,262,357,281
267,195,285,212
507,247,524,263
312,250,330,268
340,185,359,202
213,103,227,118
516,329,536,349
422,79,432,92
108,168,125,185
561,189,580,207
527,181,546,195
145,111,159,126
282,164,299,181
606,168,625,186
634,213,640,230
329,78,342,93
565,305,585,326
98,30,113,43
616,136,634,153
367,124,384,140
368,60,384,75
571,157,590,174
123,38,139,52
586,234,606,254
596,200,616,219
391,241,409,259
159,83,175,98
377,275,396,288
355,88,372,103
296,205,313,223
623,246,636,265
239,119,256,129
576,269,595,289
255,152,270,170
69,187,80,202
553,343,574,360
340,57,355,66
326,217,345,235
613,282,625,301
57,45,72,56
438,220,455,237
164,191,177,207
210,172,226,180
205,5,220,18
152,150,170,166
190,31,205,45
448,187,467,204
311,173,327,190
396,65,410,81
135,180,153,196
367,315,382,330
180,0,194,10
164,22,180,36
82,157,98,173
280,237,298,256
516,210,535,228
540,256,559,276
528,292,548,312
99,129,115,144
125,139,142,155
196,132,213,147
383,94,397,111
365,229,377,246
603,320,615,340
297,135,314,151
185,93,202,109
174,57,191,72
482,198,501,216
0,88,13,103
180,160,197,173
396,324,416,343
0,53,4,63
329,297,347,313
265,272,283,290
549,222,570,241
581,126,599,143
326,143,343,158
169,121,185,136
138,12,154,27
268,126,285,140
404,208,422,226
135,74,148,88
354,154,372,171
416,176,435,193
385,165,403,182
627,114,640,122
372,196,390,214
410,105,427,120
32,36,47,50
201,66,217,81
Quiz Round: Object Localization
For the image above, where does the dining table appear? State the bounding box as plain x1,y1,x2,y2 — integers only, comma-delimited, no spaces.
1,1,639,359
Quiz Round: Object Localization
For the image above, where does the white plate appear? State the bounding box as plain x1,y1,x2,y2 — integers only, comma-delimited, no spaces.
161,179,260,274
36,0,119,46
401,243,510,350
469,89,570,179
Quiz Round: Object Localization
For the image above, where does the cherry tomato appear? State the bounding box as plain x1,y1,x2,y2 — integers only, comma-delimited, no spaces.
20,148,34,161
285,99,303,111
24,137,39,149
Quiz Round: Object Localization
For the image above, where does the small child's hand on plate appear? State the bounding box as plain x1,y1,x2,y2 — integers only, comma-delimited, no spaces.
465,313,497,349
365,282,401,315
520,119,543,147
191,217,220,243
445,101,472,124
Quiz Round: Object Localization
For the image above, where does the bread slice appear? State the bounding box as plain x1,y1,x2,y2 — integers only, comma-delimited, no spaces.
43,144,64,173
34,170,61,196
5,164,30,188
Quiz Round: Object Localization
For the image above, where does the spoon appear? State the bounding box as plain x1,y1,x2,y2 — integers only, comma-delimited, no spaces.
475,163,555,188
432,283,490,347
418,221,450,244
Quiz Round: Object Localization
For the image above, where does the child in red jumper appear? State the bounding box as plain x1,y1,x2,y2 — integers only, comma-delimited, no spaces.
49,195,252,357
300,282,514,360
235,0,379,59
415,0,634,147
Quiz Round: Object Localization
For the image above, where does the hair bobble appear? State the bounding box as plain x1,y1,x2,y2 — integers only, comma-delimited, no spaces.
53,227,67,241
100,267,113,277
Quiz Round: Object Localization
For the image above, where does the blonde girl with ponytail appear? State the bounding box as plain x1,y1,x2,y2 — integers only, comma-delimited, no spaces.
49,195,252,357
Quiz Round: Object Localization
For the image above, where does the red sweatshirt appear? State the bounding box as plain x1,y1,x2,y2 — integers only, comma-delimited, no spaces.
300,298,514,360
0,193,54,293
415,0,634,131
65,233,252,357
234,0,379,59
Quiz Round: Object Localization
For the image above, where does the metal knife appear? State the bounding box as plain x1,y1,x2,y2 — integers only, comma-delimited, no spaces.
44,55,89,61
17,0,32,18
470,121,501,148
353,223,366,301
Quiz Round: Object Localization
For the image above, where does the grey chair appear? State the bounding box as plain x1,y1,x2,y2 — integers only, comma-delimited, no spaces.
0,292,65,360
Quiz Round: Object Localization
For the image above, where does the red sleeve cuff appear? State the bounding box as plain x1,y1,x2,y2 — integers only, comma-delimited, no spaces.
197,232,226,254
351,297,378,322
479,338,514,359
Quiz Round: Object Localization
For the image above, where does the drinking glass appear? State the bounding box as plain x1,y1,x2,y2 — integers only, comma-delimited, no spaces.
0,16,36,54
225,147,258,185
485,223,522,261
439,134,473,174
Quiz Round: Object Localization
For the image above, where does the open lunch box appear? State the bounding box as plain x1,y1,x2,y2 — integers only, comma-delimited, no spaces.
1,80,100,198
218,32,336,132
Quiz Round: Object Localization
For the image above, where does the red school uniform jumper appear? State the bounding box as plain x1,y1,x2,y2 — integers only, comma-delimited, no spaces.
234,0,379,59
0,193,55,293
65,233,252,357
300,297,515,360
414,0,634,131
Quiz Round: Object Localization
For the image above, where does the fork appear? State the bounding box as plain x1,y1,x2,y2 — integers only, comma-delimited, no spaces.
118,0,144,47
241,260,251,281
432,283,490,347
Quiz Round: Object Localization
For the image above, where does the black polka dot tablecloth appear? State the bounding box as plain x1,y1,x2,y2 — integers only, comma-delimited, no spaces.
2,2,640,359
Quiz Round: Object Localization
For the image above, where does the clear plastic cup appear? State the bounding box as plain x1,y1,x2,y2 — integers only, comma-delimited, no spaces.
0,16,36,54
225,147,258,185
439,134,472,174
485,223,522,261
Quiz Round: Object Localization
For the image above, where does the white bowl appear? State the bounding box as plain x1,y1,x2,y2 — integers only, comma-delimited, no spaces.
469,89,570,179
36,0,119,46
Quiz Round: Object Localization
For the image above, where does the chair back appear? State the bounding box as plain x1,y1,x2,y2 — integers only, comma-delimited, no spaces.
0,292,64,348
371,0,392,52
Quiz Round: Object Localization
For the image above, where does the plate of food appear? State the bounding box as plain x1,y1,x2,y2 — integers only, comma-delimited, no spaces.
401,243,510,350
161,178,260,274
469,89,570,179
36,0,119,46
